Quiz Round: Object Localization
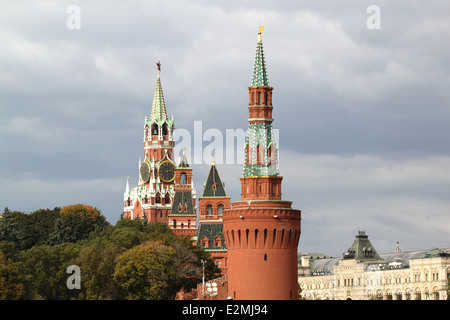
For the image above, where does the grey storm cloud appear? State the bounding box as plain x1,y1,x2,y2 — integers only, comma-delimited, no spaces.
1,0,450,255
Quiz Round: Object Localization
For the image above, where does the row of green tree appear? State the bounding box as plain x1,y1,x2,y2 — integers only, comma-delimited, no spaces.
0,205,220,300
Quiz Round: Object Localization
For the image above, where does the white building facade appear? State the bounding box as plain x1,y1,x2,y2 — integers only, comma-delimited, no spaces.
298,231,450,300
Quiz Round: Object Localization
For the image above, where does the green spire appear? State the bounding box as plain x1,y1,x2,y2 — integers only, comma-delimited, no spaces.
251,29,270,87
150,60,168,121
243,28,279,178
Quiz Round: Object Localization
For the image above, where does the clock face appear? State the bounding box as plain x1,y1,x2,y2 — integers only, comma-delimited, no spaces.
158,160,175,182
140,162,150,183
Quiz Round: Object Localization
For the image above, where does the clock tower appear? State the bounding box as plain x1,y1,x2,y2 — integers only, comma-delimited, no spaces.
123,61,178,224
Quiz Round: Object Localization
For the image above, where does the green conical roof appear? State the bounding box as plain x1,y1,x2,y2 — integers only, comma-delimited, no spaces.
202,162,227,197
344,230,383,262
150,61,168,121
251,31,270,87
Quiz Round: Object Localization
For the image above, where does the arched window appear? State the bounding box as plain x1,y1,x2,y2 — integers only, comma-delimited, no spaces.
206,204,213,215
151,123,158,136
257,144,264,165
267,145,272,164
165,193,170,204
258,92,261,105
415,288,422,300
162,123,168,136
245,144,251,165
218,204,224,216
180,172,187,185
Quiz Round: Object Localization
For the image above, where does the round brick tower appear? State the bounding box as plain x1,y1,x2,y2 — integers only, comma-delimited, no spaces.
223,28,301,300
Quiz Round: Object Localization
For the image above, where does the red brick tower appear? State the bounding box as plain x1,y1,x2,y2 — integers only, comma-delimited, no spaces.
123,61,178,224
168,149,197,237
196,159,231,275
223,28,301,300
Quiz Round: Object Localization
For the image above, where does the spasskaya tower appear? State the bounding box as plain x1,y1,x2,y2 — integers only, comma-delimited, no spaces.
123,61,197,237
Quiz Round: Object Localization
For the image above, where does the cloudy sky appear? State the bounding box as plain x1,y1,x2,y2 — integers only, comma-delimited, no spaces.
1,0,450,256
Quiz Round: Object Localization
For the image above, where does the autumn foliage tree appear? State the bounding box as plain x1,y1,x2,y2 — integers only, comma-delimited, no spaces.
48,204,107,245
0,205,220,300
113,241,176,300
0,241,31,299
0,205,108,249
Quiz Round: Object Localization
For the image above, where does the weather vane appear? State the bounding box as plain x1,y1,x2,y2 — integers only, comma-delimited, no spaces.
258,25,265,41
156,60,161,79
